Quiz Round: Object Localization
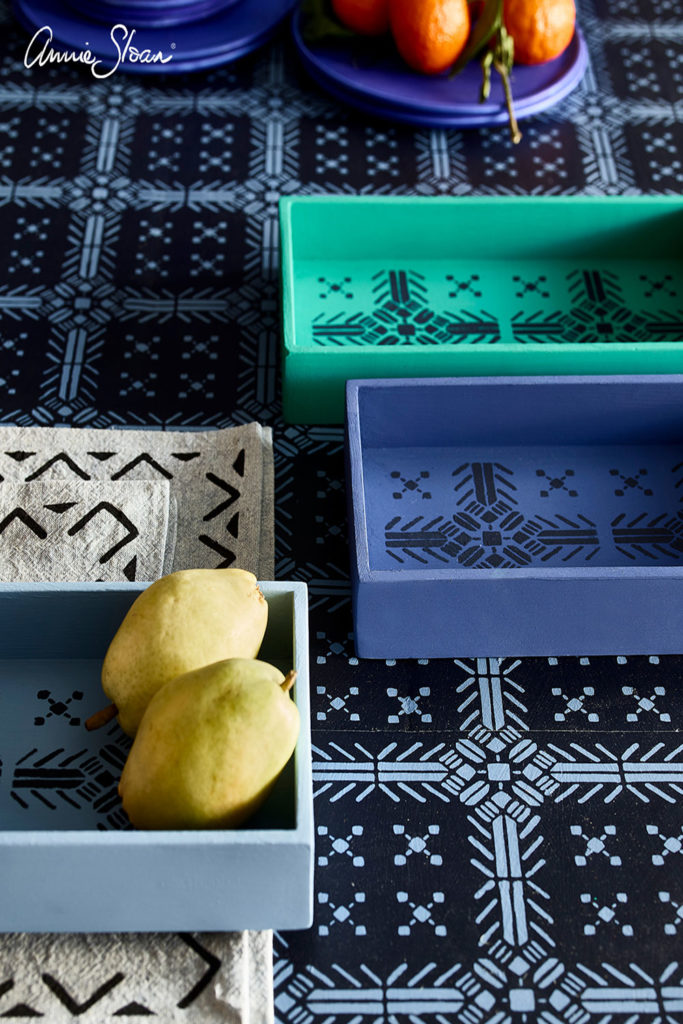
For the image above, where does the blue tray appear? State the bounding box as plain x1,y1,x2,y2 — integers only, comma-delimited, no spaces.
0,581,313,933
347,376,683,659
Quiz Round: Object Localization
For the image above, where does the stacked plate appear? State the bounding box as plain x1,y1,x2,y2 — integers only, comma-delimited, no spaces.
14,0,298,73
292,11,588,128
65,0,241,28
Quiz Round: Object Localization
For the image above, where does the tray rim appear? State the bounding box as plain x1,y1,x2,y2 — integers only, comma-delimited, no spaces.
347,373,683,584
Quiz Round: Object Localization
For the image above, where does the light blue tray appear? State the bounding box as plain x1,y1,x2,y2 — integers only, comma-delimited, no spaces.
0,581,313,933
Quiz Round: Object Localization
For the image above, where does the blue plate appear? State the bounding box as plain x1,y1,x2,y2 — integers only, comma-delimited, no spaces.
14,0,297,72
65,0,241,29
292,9,588,126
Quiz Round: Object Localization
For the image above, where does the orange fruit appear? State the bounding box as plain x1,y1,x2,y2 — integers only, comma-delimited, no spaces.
332,0,390,35
389,0,471,74
503,0,576,64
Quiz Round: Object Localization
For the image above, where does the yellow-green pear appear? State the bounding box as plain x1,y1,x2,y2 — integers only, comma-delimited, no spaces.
98,569,268,736
118,658,300,830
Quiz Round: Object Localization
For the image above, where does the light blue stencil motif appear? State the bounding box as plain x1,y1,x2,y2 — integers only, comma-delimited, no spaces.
273,960,683,1021
273,654,683,1021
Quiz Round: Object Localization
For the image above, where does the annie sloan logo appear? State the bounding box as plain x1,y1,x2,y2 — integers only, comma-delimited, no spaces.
24,24,174,78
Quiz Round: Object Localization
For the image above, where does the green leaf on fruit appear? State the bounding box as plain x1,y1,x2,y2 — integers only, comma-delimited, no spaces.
450,0,503,76
300,0,356,44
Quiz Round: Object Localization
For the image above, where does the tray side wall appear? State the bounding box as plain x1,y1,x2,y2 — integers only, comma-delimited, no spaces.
353,576,683,659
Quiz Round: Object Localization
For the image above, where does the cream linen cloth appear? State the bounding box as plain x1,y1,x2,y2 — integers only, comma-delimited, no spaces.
0,422,274,579
0,423,275,1023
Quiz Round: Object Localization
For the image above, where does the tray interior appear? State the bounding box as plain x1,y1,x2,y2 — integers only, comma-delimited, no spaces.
355,379,683,573
286,198,683,351
0,587,297,833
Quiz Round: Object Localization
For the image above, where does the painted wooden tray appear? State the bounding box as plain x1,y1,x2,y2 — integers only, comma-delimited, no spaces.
281,195,683,423
0,581,313,933
346,376,683,659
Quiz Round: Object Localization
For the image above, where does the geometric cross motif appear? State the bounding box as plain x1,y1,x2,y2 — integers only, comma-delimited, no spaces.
392,824,442,867
570,824,622,866
390,468,431,499
446,272,482,297
610,466,653,497
536,467,578,498
639,272,676,299
314,630,358,666
646,824,683,866
386,686,432,724
552,685,599,723
315,684,360,723
513,273,550,298
317,890,367,937
396,890,446,936
622,685,672,723
316,824,365,868
33,688,84,727
580,891,632,936
317,275,353,300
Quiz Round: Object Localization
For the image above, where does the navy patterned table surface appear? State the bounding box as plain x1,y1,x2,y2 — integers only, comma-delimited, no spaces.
1,0,682,1020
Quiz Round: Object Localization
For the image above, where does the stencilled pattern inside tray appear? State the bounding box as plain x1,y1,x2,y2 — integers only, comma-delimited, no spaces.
0,654,296,833
296,259,683,348
364,444,683,569
0,660,133,832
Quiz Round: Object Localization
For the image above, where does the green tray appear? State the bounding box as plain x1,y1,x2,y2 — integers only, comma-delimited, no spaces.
279,195,683,423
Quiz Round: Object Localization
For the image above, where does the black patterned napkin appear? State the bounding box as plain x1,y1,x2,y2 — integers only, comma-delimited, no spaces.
0,480,174,581
0,931,273,1021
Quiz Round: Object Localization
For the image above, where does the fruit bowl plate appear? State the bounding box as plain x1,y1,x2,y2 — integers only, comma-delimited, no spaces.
280,194,683,424
291,9,588,126
0,580,313,933
346,375,683,659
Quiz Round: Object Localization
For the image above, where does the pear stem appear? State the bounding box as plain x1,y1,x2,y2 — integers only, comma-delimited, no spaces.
281,670,297,694
85,702,118,731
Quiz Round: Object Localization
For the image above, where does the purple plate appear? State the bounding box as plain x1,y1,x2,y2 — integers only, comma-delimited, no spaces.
292,10,588,124
14,0,297,71
65,0,242,28
91,0,228,7
296,36,587,126
296,53,498,126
